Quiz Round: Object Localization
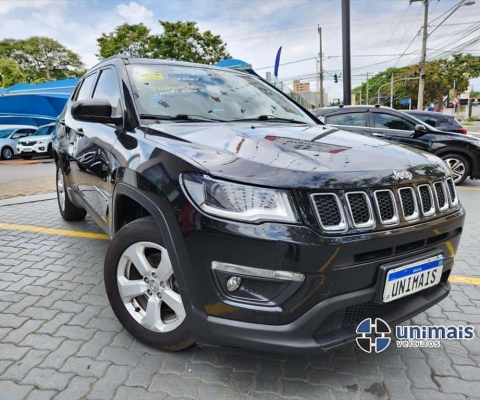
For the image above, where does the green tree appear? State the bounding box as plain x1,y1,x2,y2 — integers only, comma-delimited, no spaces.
96,23,153,59
0,57,25,87
151,21,231,64
353,54,480,108
96,21,231,64
0,37,84,82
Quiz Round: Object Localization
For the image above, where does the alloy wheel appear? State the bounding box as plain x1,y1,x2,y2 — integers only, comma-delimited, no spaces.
57,169,66,211
2,148,13,160
116,241,186,333
444,157,466,184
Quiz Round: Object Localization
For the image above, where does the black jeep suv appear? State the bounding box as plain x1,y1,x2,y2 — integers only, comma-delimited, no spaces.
53,55,465,353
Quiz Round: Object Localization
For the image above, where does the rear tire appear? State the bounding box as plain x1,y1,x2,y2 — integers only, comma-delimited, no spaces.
440,153,470,185
104,217,194,351
56,164,86,221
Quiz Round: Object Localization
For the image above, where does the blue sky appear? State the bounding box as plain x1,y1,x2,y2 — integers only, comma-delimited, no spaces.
1,0,479,101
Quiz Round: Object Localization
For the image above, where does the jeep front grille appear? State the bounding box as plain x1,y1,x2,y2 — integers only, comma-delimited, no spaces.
345,192,374,228
434,181,448,212
417,184,435,216
311,179,458,233
445,178,458,206
398,187,419,221
311,193,346,231
374,190,398,225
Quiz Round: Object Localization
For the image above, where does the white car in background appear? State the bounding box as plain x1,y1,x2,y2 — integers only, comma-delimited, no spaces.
17,123,56,159
0,125,37,160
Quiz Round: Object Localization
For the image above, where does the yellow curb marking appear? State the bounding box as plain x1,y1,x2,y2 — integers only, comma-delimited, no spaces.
449,275,480,285
1,222,480,285
457,187,480,191
0,222,109,240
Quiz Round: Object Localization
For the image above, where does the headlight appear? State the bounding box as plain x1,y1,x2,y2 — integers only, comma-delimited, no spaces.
181,173,299,223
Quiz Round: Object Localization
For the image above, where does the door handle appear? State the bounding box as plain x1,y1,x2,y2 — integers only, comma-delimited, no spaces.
372,132,385,137
77,128,84,137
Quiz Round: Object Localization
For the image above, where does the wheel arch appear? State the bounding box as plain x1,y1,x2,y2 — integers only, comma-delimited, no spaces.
112,183,192,302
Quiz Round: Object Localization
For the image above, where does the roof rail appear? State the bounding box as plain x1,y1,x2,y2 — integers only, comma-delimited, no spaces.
89,54,130,70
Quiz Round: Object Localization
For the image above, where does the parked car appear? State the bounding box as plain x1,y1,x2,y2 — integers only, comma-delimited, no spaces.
0,125,37,160
17,122,56,159
313,105,480,184
403,110,467,134
53,55,465,353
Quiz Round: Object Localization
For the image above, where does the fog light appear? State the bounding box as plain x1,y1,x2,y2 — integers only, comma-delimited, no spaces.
226,276,242,292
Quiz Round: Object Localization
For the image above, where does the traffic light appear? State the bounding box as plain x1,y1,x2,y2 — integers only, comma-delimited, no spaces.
334,74,338,83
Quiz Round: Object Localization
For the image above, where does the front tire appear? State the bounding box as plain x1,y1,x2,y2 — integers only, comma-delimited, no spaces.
1,146,14,160
104,217,194,351
56,164,86,220
441,153,470,185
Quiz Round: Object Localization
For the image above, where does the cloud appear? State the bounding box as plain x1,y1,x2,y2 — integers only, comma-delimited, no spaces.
116,1,155,25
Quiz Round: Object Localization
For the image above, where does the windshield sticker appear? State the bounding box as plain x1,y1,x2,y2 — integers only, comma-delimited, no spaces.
168,73,203,82
140,72,165,82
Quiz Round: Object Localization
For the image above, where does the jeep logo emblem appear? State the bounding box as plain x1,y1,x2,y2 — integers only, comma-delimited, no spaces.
392,170,413,180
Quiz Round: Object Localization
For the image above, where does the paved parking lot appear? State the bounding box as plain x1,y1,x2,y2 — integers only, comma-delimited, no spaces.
0,188,480,400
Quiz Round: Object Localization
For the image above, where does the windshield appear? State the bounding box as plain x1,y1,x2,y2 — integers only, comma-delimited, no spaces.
0,129,15,139
126,64,316,124
32,125,54,136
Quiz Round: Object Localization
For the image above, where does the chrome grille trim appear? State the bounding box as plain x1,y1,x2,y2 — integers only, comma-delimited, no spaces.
373,189,399,225
310,193,347,231
417,184,436,217
445,178,458,206
433,181,449,212
345,191,375,229
397,187,420,221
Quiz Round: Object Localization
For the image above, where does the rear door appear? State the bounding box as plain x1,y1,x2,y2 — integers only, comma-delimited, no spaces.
323,110,371,136
370,110,432,152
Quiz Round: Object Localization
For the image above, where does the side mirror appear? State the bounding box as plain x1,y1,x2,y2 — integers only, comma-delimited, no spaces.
71,99,122,125
413,124,427,136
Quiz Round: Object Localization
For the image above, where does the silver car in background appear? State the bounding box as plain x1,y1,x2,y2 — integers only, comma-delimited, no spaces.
0,126,37,160
17,123,56,159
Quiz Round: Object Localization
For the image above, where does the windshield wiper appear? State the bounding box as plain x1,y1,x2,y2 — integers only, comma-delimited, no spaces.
139,114,225,122
230,115,309,124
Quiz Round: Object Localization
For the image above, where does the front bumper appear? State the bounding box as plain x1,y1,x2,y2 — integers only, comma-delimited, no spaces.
17,144,49,155
181,206,464,353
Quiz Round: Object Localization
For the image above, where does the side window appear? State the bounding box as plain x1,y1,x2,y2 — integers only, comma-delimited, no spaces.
76,73,97,101
373,113,415,131
12,129,30,138
412,114,436,127
326,112,367,127
92,68,121,116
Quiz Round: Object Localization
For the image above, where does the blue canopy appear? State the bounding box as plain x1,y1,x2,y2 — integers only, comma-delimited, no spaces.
213,58,262,79
0,78,79,126
0,78,79,96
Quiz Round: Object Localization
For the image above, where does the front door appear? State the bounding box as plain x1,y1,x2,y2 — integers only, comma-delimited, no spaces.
66,67,123,231
370,111,431,152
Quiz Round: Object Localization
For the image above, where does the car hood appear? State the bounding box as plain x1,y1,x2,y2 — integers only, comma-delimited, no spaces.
145,122,450,189
19,135,51,141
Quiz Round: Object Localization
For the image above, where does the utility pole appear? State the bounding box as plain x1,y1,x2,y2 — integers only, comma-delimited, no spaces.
412,0,429,110
366,72,370,105
390,73,394,107
318,26,324,108
341,0,352,105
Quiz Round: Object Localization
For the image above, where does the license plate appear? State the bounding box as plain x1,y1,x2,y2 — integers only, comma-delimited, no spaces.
382,255,444,303
22,148,32,152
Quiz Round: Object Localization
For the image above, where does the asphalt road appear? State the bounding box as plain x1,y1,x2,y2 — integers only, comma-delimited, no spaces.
0,160,54,185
